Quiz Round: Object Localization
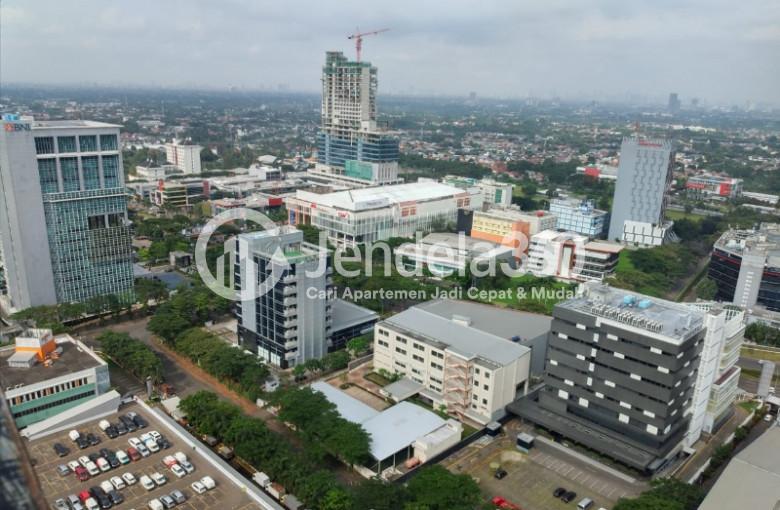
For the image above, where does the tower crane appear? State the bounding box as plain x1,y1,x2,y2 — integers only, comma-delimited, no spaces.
347,28,389,62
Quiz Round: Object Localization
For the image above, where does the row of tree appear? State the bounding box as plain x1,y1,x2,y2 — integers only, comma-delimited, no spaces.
613,478,704,510
174,328,269,401
269,386,370,466
179,391,481,510
97,331,163,383
291,351,350,381
12,293,133,333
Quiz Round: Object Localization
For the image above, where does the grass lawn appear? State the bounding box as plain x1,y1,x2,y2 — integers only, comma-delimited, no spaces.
739,400,760,412
364,371,394,387
741,346,780,364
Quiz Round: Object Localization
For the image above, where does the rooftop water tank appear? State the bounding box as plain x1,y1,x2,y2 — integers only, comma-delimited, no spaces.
638,299,653,309
623,295,636,306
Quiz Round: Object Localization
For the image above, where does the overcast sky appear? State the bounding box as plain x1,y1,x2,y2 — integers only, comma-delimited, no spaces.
2,0,779,105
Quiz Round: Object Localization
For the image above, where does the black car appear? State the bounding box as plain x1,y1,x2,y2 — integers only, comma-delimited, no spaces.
494,468,508,480
86,433,100,446
115,422,128,435
156,437,171,449
107,455,120,469
96,494,112,509
89,486,105,499
132,415,148,428
108,489,123,505
553,487,567,498
118,415,137,432
561,491,577,503
53,443,69,457
76,436,89,449
105,426,118,439
99,448,111,458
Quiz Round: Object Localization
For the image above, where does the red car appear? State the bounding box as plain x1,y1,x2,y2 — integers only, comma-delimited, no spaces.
127,447,141,461
78,490,91,503
74,466,89,482
492,496,521,510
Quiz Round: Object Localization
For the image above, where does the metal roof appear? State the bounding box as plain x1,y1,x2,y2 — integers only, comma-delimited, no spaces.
310,382,379,424
699,426,780,510
382,300,534,366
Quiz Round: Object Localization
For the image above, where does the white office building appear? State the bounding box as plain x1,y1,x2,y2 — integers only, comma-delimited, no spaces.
373,300,551,425
527,230,622,282
549,198,609,238
608,137,675,246
286,181,483,247
164,142,202,174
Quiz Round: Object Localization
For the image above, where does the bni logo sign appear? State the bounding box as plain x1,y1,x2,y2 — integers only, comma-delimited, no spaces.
3,123,31,132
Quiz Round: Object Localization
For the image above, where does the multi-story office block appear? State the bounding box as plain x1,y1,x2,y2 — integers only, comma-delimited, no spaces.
608,137,675,246
443,176,514,209
0,115,134,310
549,198,609,238
313,51,400,185
709,223,780,311
511,282,704,472
164,142,202,174
150,179,210,208
235,226,376,367
527,231,622,282
470,207,557,256
236,227,332,368
373,300,551,425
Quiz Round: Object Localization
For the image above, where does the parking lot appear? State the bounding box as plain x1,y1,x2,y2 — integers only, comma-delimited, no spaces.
28,402,261,510
443,421,645,510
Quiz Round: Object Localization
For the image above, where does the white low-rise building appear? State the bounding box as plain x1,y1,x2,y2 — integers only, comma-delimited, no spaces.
527,230,622,282
373,300,551,425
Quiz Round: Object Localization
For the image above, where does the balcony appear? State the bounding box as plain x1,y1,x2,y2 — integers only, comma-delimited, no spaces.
283,297,297,307
283,286,296,296
284,308,297,318
283,320,297,328
284,340,299,349
284,330,297,340
283,275,297,285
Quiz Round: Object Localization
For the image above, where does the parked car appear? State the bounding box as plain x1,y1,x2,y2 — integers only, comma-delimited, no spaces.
151,472,167,486
109,476,126,490
169,490,186,504
86,433,100,446
173,452,188,464
190,481,206,495
115,450,129,464
54,498,70,510
128,437,142,448
149,430,162,441
494,468,508,480
85,462,99,476
84,497,99,510
67,494,84,510
88,453,101,463
127,447,141,462
139,475,155,491
57,464,71,476
68,430,81,442
179,460,195,474
99,481,114,494
170,464,186,478
108,489,124,505
68,460,81,471
148,499,163,510
121,472,137,485
76,436,90,450
133,415,148,428
136,443,150,457
554,488,567,498
119,415,137,432
104,426,118,439
115,422,128,435
74,466,90,482
200,476,215,490
156,436,172,449
96,458,110,472
53,442,69,457
145,439,160,453
160,495,176,509
562,491,577,503
78,456,91,468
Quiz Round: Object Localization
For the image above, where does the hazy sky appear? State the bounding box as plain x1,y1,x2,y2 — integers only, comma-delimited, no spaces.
2,0,779,105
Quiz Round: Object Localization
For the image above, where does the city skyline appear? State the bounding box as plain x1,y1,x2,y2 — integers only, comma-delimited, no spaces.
1,0,779,106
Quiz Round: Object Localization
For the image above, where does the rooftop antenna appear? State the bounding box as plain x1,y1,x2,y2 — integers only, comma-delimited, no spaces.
348,28,389,62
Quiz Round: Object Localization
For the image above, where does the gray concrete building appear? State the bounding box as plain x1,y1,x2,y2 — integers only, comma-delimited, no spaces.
510,282,704,472
607,137,675,246
0,114,133,311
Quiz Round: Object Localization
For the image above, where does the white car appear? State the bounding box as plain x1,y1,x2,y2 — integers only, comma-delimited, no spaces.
85,462,99,476
139,432,153,443
200,476,216,490
145,439,160,453
109,476,126,490
116,450,130,464
170,464,186,478
149,430,162,441
190,481,206,495
122,472,137,485
137,443,150,457
148,499,163,510
140,475,155,491
96,457,110,472
100,480,114,494
173,452,188,464
68,460,81,471
128,437,142,448
179,460,195,474
151,471,167,486
78,456,91,468
84,497,99,510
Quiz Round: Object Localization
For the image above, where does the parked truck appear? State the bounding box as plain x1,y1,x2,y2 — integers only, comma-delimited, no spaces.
282,494,303,510
252,472,271,489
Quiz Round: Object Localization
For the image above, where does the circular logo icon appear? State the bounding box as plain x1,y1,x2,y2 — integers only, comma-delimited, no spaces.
195,208,286,301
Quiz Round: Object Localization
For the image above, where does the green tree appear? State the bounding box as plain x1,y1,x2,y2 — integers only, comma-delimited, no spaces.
347,334,372,356
405,465,481,510
320,489,353,510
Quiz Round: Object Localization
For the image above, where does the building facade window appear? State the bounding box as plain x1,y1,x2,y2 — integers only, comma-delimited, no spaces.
37,159,58,193
81,156,100,190
100,134,118,151
60,157,80,192
102,154,119,187
35,136,55,154
79,135,97,152
57,136,77,153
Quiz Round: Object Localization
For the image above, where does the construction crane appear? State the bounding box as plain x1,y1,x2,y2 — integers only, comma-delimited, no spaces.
348,28,389,62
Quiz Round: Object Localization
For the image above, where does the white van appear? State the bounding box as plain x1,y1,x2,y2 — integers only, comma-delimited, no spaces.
98,420,111,431
68,430,81,442
577,498,594,510
147,499,163,510
173,451,188,464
